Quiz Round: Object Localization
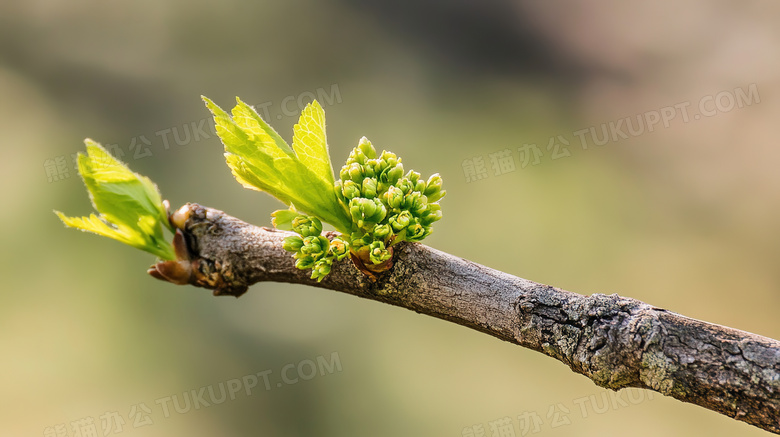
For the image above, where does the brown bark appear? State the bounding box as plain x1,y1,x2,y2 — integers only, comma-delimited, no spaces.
150,203,780,433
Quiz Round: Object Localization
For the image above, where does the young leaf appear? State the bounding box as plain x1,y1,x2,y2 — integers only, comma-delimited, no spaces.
233,97,294,156
271,208,300,230
292,100,334,187
203,96,352,233
54,139,176,260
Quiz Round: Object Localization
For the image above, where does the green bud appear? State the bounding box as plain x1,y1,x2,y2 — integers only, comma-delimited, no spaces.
335,145,444,259
405,223,427,242
357,136,377,160
375,180,390,195
427,190,445,203
382,185,404,210
424,174,445,202
395,178,414,195
348,198,363,224
369,240,391,265
292,215,322,237
367,198,387,223
379,150,398,168
389,211,413,232
311,258,332,281
403,192,428,215
374,158,387,173
342,180,361,200
339,165,350,182
300,235,330,258
295,254,316,270
383,164,404,185
348,150,366,165
423,173,443,196
364,159,378,178
420,203,442,226
373,223,392,240
350,198,386,228
347,162,364,184
405,170,421,186
361,178,378,198
334,180,345,203
282,235,304,252
350,231,373,248
328,237,350,261
349,198,370,222
374,160,388,178
348,137,375,165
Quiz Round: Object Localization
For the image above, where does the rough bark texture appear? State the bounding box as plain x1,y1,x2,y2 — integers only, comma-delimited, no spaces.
154,203,780,433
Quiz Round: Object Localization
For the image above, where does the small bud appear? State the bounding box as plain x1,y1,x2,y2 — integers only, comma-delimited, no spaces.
350,151,366,165
364,159,378,178
170,204,191,230
339,165,350,182
350,231,373,248
348,198,364,224
427,189,446,203
395,177,414,195
342,180,361,200
292,215,322,237
334,180,345,203
375,180,390,195
282,235,304,252
405,170,421,185
147,260,192,285
420,204,442,225
424,174,443,196
295,254,316,270
424,173,446,203
405,223,427,242
328,237,350,261
172,228,190,261
349,198,369,227
348,139,370,165
361,178,378,198
369,240,392,265
359,197,376,217
403,192,428,215
382,185,404,210
357,136,377,160
350,198,386,228
373,223,392,240
379,150,398,168
374,159,388,175
300,235,330,258
389,211,413,232
367,198,387,224
311,258,332,281
381,164,404,185
348,162,364,184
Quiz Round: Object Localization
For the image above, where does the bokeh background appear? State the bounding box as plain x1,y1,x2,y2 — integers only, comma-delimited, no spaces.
2,1,779,436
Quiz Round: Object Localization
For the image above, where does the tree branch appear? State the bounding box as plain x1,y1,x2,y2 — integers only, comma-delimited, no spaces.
150,203,780,433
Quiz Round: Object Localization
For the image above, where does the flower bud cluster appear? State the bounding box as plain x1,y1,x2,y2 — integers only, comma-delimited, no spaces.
282,215,350,282
280,137,444,281
334,137,445,254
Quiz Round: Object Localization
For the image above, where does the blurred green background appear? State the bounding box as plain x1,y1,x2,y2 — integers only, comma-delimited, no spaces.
3,1,779,436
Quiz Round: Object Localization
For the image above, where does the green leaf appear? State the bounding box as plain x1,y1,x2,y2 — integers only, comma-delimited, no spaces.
271,208,300,230
233,97,294,156
203,96,352,233
292,100,334,186
55,139,175,260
